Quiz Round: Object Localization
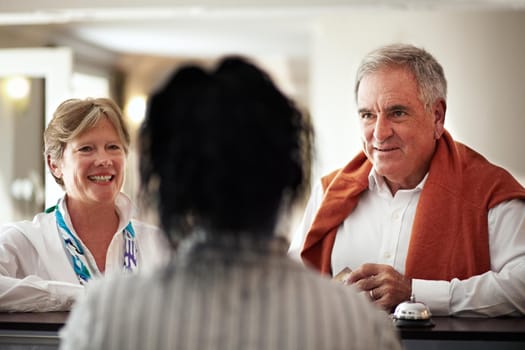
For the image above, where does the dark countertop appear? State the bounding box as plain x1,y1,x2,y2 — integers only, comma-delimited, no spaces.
397,316,525,341
1,312,524,342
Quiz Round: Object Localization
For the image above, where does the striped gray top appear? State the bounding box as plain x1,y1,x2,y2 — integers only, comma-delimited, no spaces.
60,235,401,350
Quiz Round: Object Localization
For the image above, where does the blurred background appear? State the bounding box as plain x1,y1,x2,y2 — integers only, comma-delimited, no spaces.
1,0,525,229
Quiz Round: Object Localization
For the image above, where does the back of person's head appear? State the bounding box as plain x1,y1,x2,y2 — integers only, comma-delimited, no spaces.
139,56,312,243
44,97,130,188
354,43,447,110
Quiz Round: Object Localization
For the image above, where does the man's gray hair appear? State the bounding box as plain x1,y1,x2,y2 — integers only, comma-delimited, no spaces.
354,43,447,110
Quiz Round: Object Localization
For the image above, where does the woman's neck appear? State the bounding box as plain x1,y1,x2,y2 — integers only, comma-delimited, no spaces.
65,196,120,272
66,197,119,231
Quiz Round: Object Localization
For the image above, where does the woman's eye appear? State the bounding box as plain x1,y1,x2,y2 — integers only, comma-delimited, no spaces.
78,146,92,152
108,144,122,151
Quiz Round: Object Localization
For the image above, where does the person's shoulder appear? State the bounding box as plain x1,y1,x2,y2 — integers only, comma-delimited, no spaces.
130,219,162,233
286,263,401,348
456,141,514,177
454,142,525,195
130,219,172,263
1,211,54,238
286,260,364,301
130,219,168,243
61,271,160,349
320,153,371,191
321,168,342,189
320,281,400,347
88,265,164,302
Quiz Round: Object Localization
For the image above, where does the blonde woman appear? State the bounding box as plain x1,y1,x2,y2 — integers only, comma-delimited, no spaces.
0,98,168,312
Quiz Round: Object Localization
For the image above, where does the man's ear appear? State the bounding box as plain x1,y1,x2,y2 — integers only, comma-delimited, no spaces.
47,155,62,178
433,99,446,139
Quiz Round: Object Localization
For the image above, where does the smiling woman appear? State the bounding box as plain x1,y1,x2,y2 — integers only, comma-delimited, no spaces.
0,97,169,312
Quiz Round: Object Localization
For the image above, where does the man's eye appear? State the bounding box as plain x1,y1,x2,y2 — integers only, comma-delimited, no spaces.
393,110,406,117
360,113,374,119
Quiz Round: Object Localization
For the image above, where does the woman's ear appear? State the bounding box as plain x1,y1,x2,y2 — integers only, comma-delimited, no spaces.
47,155,62,179
433,99,446,139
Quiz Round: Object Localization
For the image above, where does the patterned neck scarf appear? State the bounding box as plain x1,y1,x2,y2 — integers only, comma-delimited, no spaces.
51,201,137,284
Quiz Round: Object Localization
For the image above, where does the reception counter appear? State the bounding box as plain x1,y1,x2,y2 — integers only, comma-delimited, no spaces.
1,312,524,349
400,316,525,350
0,311,66,349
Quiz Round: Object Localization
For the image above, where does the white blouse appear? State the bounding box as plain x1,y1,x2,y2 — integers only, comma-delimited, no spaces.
0,193,169,312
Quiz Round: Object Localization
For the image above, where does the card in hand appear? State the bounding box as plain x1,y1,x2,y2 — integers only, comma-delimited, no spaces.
333,267,352,283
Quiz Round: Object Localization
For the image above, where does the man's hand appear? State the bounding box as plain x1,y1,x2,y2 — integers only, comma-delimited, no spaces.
346,263,412,312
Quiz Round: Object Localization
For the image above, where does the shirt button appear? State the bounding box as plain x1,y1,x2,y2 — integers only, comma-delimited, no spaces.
384,252,391,259
392,211,400,220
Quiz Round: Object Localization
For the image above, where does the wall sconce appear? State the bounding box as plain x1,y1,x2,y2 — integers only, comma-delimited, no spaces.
10,170,45,218
2,76,31,111
125,94,147,127
5,76,30,100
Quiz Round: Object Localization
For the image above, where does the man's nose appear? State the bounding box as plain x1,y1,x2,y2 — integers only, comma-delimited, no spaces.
373,115,393,142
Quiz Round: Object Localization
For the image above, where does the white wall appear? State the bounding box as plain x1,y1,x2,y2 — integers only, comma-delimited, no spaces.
0,48,73,209
1,10,525,224
0,87,16,223
310,10,525,185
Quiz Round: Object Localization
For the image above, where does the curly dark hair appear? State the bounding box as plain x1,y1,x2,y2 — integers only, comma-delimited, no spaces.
139,56,313,243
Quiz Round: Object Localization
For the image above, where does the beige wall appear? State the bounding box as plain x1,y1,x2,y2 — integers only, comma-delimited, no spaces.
1,9,525,224
310,10,525,185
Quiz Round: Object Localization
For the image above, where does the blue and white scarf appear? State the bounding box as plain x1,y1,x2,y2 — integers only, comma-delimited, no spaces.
51,201,137,284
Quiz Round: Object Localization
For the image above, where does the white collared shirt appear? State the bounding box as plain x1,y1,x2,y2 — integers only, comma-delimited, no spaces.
0,193,169,312
289,170,525,316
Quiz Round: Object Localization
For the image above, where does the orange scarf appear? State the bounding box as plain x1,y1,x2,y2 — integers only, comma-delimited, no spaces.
301,131,525,280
